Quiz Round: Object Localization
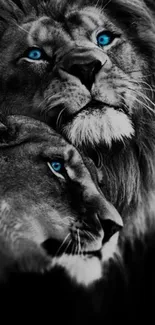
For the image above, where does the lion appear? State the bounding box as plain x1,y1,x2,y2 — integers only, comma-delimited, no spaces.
1,119,155,325
0,0,155,321
0,114,122,285
0,0,155,242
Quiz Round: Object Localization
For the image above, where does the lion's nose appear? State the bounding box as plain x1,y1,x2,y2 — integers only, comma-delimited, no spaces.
68,60,102,90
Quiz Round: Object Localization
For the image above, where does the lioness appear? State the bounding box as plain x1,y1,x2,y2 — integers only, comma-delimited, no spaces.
0,114,122,285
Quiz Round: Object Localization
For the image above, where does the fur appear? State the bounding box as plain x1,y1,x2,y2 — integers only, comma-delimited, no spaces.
0,0,155,239
0,115,122,283
0,0,155,322
1,220,155,325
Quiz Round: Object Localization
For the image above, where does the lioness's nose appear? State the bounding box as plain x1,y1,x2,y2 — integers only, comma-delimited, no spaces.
68,60,102,90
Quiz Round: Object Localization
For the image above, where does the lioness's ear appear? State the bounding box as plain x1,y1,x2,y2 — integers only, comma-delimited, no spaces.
0,115,8,139
144,0,155,12
0,122,7,134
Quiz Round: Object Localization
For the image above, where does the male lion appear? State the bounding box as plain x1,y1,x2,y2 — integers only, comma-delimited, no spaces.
0,0,155,240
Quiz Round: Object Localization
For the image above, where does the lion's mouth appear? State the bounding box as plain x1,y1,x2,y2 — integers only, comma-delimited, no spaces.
67,99,126,122
81,100,123,112
65,100,122,122
55,99,124,130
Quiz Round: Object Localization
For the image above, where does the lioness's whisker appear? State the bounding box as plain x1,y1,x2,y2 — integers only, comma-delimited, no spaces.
55,233,70,256
71,243,75,256
77,229,81,255
83,230,97,242
64,239,72,254
82,221,91,229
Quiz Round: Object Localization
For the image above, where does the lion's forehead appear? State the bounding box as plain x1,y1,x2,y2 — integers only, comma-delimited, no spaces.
24,6,120,49
25,17,70,50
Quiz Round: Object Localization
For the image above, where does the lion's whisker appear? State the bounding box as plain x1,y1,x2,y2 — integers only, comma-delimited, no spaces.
129,94,155,114
131,89,155,108
56,107,66,129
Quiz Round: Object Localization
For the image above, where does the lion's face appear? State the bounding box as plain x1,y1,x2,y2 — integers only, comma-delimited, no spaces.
0,1,152,139
0,115,122,284
0,0,155,226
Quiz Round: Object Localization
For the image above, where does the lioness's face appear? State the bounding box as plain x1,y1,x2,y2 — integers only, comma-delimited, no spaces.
0,115,122,284
0,0,152,149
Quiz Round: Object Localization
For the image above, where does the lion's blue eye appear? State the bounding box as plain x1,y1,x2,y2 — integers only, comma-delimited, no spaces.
27,48,42,60
51,162,62,172
97,32,114,46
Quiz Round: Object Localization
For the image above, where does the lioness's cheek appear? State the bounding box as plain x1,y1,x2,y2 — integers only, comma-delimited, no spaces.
51,254,102,286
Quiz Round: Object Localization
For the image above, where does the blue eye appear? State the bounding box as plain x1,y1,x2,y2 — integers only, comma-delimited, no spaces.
51,162,62,172
27,48,42,60
97,32,114,47
47,161,65,180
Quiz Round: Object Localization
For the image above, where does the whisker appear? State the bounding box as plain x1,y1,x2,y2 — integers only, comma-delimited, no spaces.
82,220,91,229
64,239,72,254
129,88,155,108
56,233,70,256
128,82,155,100
125,71,154,78
56,107,66,129
83,229,97,242
74,244,78,255
87,231,97,242
122,77,155,97
77,229,81,255
60,220,70,226
13,22,30,35
125,85,155,113
63,217,74,222
102,0,111,10
128,94,155,114
71,243,75,256
118,96,131,114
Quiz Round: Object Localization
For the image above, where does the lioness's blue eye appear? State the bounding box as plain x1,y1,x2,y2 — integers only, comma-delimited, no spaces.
51,162,62,172
27,48,42,60
97,32,114,47
47,161,65,180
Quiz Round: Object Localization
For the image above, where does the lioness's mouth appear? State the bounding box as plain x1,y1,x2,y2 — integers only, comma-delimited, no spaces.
42,237,100,259
42,219,122,259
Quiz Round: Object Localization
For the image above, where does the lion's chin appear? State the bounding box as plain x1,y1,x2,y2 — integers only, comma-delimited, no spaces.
62,107,134,149
51,232,120,287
